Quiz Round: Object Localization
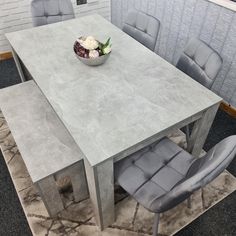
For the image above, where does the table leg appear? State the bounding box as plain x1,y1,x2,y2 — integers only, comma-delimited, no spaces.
67,161,89,202
187,103,219,157
11,47,26,82
84,158,114,230
36,175,64,216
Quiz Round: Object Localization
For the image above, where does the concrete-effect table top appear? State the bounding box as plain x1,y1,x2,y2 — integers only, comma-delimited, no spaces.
6,14,222,167
0,81,83,183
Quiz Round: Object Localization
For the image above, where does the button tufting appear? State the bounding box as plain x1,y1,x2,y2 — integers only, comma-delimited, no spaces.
144,174,151,180
163,160,168,165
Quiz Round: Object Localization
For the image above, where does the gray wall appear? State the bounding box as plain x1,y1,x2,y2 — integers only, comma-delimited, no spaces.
111,0,236,107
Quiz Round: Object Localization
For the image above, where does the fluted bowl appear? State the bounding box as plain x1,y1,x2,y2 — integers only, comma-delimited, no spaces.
75,53,110,66
73,39,111,66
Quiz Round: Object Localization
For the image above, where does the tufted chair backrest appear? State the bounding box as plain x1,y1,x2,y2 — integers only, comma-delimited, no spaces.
176,38,223,89
122,10,160,51
151,135,236,213
31,0,75,27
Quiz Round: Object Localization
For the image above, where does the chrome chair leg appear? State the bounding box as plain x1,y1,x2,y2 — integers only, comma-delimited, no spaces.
153,213,160,236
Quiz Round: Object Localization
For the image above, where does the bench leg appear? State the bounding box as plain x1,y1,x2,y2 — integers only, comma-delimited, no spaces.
36,176,64,217
68,161,89,202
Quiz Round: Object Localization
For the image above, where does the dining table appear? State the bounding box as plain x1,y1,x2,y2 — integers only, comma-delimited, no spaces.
6,14,222,230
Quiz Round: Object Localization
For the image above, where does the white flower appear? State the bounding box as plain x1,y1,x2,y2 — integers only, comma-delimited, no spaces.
81,36,99,50
77,38,85,44
89,50,99,58
77,36,86,43
103,46,112,55
86,36,96,41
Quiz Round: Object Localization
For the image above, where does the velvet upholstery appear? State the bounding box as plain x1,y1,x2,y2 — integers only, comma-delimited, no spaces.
122,10,160,51
176,38,223,89
31,0,75,27
115,136,236,214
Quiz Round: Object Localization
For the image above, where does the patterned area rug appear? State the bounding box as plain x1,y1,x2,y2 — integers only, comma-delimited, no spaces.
1,111,236,236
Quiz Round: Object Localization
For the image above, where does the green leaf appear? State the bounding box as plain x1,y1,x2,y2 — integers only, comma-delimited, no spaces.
103,37,111,48
98,42,103,50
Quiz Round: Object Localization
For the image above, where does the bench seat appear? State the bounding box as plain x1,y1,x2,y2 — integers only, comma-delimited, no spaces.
0,81,88,216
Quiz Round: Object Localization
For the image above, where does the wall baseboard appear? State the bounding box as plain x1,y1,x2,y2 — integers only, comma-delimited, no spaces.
0,51,13,61
220,102,236,118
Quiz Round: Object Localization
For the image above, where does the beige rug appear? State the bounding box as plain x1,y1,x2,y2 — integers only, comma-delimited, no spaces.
0,111,236,236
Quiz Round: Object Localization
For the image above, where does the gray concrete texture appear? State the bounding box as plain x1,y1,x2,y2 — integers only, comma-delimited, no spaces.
6,14,221,167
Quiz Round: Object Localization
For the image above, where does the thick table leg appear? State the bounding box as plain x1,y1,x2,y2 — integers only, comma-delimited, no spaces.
36,175,64,216
11,47,26,82
84,158,114,230
67,161,89,202
187,103,219,157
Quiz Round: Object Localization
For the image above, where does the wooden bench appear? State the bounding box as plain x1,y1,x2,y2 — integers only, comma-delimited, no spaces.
0,81,89,216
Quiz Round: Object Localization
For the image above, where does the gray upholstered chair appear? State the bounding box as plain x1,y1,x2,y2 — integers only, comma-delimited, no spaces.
115,136,236,236
176,38,223,89
122,10,160,51
176,38,223,144
31,0,75,27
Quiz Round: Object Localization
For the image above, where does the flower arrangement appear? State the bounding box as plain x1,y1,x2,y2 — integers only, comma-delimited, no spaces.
74,36,112,59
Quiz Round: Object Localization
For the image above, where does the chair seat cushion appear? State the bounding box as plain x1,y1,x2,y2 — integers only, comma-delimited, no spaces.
115,138,195,212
